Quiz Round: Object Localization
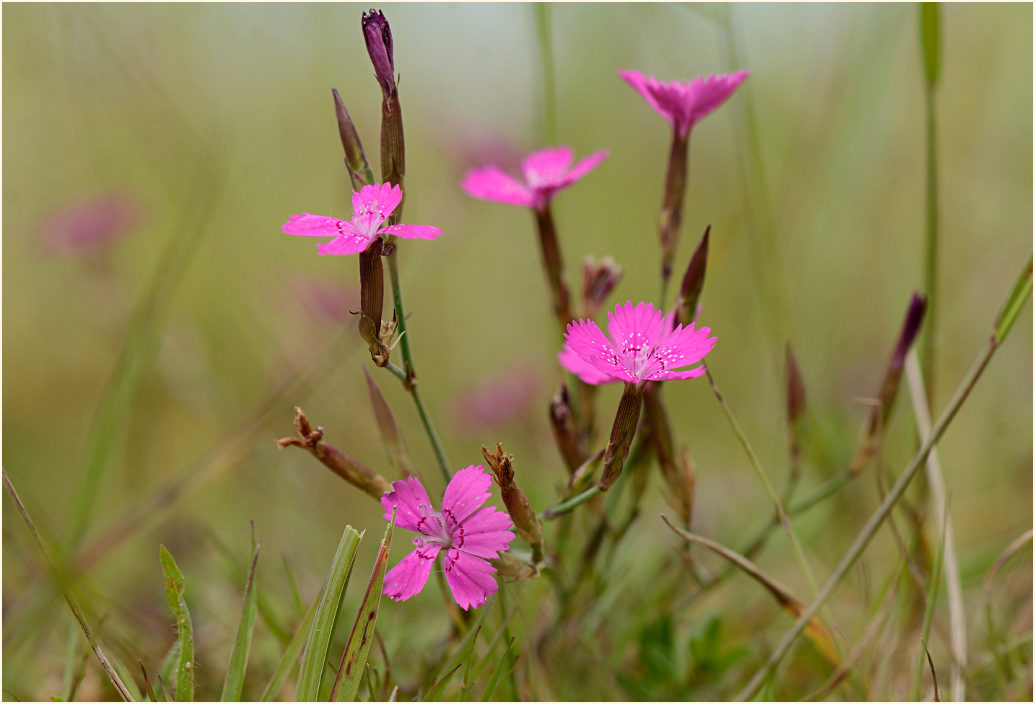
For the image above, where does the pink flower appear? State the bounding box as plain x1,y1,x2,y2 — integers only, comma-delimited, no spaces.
447,360,541,437
381,466,514,610
41,193,139,256
461,146,608,211
559,301,716,384
618,69,750,139
282,182,441,255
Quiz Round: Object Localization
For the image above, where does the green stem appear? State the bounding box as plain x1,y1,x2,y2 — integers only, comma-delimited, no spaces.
921,83,938,408
384,246,452,483
736,336,998,701
543,485,601,518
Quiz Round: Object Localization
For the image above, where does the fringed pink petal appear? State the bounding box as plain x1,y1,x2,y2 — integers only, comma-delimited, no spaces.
381,476,434,533
520,146,574,188
316,234,372,255
443,548,497,610
453,506,514,559
461,165,535,207
683,70,750,134
618,69,678,128
379,223,442,240
282,213,364,238
652,365,708,381
557,345,620,385
382,545,441,602
653,324,717,373
559,150,609,188
441,465,492,527
564,318,634,383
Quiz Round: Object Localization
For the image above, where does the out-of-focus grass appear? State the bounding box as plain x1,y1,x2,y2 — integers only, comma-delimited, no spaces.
3,3,1031,700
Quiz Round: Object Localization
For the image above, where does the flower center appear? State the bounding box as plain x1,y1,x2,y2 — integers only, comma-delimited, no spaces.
412,504,455,550
617,344,662,380
353,200,388,237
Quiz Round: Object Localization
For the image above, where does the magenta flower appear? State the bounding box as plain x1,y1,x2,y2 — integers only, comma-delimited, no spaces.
282,182,441,255
618,69,750,138
461,146,608,211
41,192,139,256
381,465,514,610
559,301,716,384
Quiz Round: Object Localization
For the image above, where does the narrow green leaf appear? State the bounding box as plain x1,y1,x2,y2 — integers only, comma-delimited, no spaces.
62,619,80,699
459,624,483,701
206,527,290,644
910,501,947,701
259,585,321,701
295,526,363,702
140,662,158,702
994,252,1033,344
919,2,940,87
220,541,261,701
424,664,462,703
160,546,194,702
434,606,491,686
467,609,517,685
364,366,416,477
479,638,515,702
330,511,396,702
105,645,144,702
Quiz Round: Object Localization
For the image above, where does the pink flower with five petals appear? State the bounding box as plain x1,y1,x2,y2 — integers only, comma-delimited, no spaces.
618,69,750,139
381,465,514,610
559,301,716,385
461,146,608,211
282,182,441,255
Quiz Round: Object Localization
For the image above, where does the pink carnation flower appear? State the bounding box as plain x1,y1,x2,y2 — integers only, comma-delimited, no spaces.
559,301,716,384
381,465,514,610
282,182,441,255
618,69,750,138
461,146,608,211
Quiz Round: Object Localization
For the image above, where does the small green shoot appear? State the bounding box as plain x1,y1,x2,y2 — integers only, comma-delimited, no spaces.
260,587,322,701
160,545,195,702
479,637,516,701
220,538,260,701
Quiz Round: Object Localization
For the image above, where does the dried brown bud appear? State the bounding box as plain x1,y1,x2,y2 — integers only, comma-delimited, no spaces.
481,444,543,564
277,407,392,499
581,255,624,319
785,345,806,468
548,385,583,473
358,238,396,366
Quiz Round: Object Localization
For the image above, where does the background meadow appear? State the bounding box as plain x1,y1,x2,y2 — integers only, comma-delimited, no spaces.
3,3,1032,701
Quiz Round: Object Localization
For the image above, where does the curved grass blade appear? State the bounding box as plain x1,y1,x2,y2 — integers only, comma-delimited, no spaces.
296,526,363,701
220,540,260,701
160,546,194,702
434,605,491,687
479,638,515,702
993,251,1033,344
330,511,396,702
260,587,321,701
424,664,462,703
140,661,157,702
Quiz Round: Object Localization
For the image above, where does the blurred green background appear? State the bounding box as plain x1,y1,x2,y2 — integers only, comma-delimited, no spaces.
3,3,1031,700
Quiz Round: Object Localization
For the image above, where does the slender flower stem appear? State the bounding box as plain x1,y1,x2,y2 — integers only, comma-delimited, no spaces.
658,132,690,310
384,247,452,483
921,84,938,407
533,205,574,337
736,336,999,701
543,485,601,518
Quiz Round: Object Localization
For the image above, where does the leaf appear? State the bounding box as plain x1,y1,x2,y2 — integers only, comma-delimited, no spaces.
919,2,940,86
993,252,1033,344
433,605,491,687
295,526,363,702
364,366,415,477
160,545,195,702
330,511,396,702
259,585,321,701
140,661,158,702
220,539,261,701
423,664,462,703
479,638,515,701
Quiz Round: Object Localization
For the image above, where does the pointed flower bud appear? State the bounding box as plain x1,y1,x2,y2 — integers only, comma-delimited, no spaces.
332,88,374,190
358,237,391,365
850,293,927,474
675,226,710,328
785,345,807,470
581,255,624,319
548,385,583,473
363,366,414,477
277,407,392,499
599,381,647,490
362,9,395,98
481,444,543,564
488,551,537,583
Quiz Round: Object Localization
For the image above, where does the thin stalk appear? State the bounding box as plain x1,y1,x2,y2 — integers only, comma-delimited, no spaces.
735,336,998,702
534,2,557,146
909,497,947,701
384,249,452,482
921,85,938,406
543,485,601,518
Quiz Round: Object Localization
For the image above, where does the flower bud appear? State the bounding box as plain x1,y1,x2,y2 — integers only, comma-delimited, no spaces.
488,551,537,582
598,381,647,490
581,256,624,319
785,345,806,468
481,444,543,564
358,237,393,366
548,385,583,473
332,88,374,190
361,9,395,98
674,225,709,328
277,407,392,499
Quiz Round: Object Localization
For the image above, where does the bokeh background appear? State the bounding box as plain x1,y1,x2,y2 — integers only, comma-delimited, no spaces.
3,3,1031,700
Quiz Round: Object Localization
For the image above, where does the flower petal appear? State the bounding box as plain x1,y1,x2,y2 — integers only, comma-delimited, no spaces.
441,465,492,527
443,548,497,610
618,69,679,128
564,318,635,383
651,323,717,375
454,506,514,559
352,183,401,235
652,365,708,381
558,149,609,188
382,545,441,602
461,165,535,207
282,213,364,238
557,344,619,385
682,70,750,133
381,476,434,533
520,146,574,188
379,223,442,240
606,301,665,357
316,234,372,256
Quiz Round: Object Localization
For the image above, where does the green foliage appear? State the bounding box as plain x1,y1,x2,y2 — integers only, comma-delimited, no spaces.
919,3,941,86
260,589,321,701
160,546,195,702
220,540,260,701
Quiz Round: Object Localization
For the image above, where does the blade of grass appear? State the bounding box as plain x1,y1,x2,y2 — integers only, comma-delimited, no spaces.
296,526,363,701
433,606,491,686
330,510,396,702
104,641,144,702
140,662,157,703
918,1,941,406
424,664,462,702
905,349,966,700
259,586,321,701
479,638,516,702
459,623,484,701
2,470,133,701
160,546,194,702
533,3,557,145
910,499,947,701
220,538,261,701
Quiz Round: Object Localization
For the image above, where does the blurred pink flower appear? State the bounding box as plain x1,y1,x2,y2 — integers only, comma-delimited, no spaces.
282,183,441,255
41,193,139,256
559,301,716,384
618,69,750,138
448,361,540,436
381,466,514,610
289,276,359,324
461,146,608,211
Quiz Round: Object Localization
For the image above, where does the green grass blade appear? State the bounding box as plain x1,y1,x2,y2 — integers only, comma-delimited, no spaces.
259,585,321,701
909,501,947,701
994,252,1033,344
479,638,515,702
919,2,941,86
160,546,194,702
295,526,363,702
330,511,396,702
424,664,462,703
459,624,483,701
220,541,260,701
434,605,491,686
140,661,158,702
